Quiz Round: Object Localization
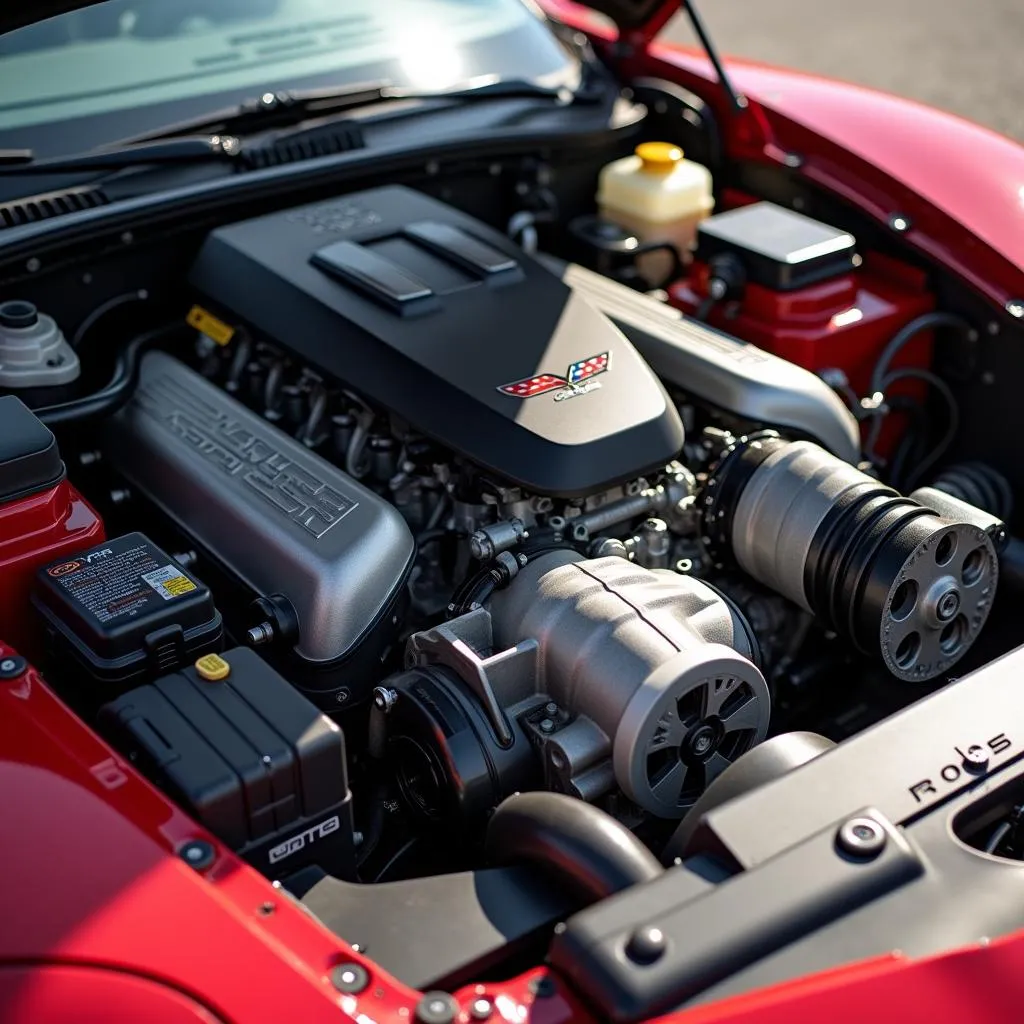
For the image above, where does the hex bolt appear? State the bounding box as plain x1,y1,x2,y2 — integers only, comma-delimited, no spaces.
539,718,556,734
331,963,370,995
836,816,887,859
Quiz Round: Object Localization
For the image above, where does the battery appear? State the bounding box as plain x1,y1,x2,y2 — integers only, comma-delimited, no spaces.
99,647,356,878
33,532,222,686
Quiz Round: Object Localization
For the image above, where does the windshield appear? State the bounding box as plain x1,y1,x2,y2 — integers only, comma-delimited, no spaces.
0,0,573,153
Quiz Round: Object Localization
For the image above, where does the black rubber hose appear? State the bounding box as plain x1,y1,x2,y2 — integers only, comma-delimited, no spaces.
35,323,176,426
485,792,662,903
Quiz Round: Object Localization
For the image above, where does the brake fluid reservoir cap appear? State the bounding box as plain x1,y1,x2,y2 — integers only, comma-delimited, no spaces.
636,141,684,173
0,301,80,388
195,653,231,681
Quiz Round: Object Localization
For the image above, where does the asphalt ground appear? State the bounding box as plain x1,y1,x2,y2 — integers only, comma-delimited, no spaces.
661,0,1024,143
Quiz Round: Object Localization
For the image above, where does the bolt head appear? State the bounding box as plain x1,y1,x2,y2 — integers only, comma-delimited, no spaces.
470,998,493,1020
836,816,887,859
1006,300,1024,319
0,656,26,679
937,590,961,621
625,926,667,964
415,992,459,1024
178,840,216,871
332,963,370,994
962,746,989,772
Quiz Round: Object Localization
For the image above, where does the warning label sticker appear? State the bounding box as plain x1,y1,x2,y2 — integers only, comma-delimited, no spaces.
45,536,200,624
142,565,198,601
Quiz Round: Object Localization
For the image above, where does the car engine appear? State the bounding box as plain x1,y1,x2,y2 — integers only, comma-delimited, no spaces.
0,162,1014,995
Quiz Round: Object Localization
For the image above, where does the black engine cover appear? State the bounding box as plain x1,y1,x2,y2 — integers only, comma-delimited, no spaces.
189,186,683,496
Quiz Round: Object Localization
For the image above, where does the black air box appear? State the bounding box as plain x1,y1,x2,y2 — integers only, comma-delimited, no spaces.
100,647,355,878
189,186,684,496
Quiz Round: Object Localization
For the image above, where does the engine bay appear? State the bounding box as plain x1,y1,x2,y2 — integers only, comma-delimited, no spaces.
2,129,1022,1007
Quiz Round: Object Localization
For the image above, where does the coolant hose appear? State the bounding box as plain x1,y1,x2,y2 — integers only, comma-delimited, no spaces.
485,792,662,903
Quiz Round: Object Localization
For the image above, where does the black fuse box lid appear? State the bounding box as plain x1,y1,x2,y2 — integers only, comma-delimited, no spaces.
99,648,354,876
33,532,222,685
695,201,858,291
0,395,64,504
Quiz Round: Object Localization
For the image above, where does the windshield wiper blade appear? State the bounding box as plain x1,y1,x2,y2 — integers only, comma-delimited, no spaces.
0,76,598,178
124,75,597,143
0,135,243,175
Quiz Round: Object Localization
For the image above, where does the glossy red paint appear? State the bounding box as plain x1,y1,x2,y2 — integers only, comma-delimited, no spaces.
670,247,933,454
0,479,103,660
543,0,1024,310
0,965,224,1024
0,642,420,1024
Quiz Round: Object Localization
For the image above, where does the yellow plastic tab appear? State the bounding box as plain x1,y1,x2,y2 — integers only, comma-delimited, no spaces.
195,653,231,681
635,141,684,173
186,305,235,346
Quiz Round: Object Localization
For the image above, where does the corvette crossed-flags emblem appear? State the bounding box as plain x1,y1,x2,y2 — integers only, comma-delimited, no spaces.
498,352,610,398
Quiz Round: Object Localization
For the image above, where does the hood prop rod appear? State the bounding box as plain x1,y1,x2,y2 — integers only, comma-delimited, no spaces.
681,0,746,115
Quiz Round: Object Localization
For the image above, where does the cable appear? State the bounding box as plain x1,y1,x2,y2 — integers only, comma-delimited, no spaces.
879,366,960,490
70,289,150,349
869,311,972,395
35,323,176,426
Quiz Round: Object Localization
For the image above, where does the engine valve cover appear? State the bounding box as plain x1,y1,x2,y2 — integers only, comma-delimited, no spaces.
105,352,414,706
188,186,684,496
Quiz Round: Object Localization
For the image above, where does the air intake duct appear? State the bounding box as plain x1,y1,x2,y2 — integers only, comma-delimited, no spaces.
702,434,998,681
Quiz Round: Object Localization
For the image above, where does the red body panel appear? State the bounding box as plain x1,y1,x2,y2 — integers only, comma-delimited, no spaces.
669,248,933,453
670,252,932,392
0,479,103,660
